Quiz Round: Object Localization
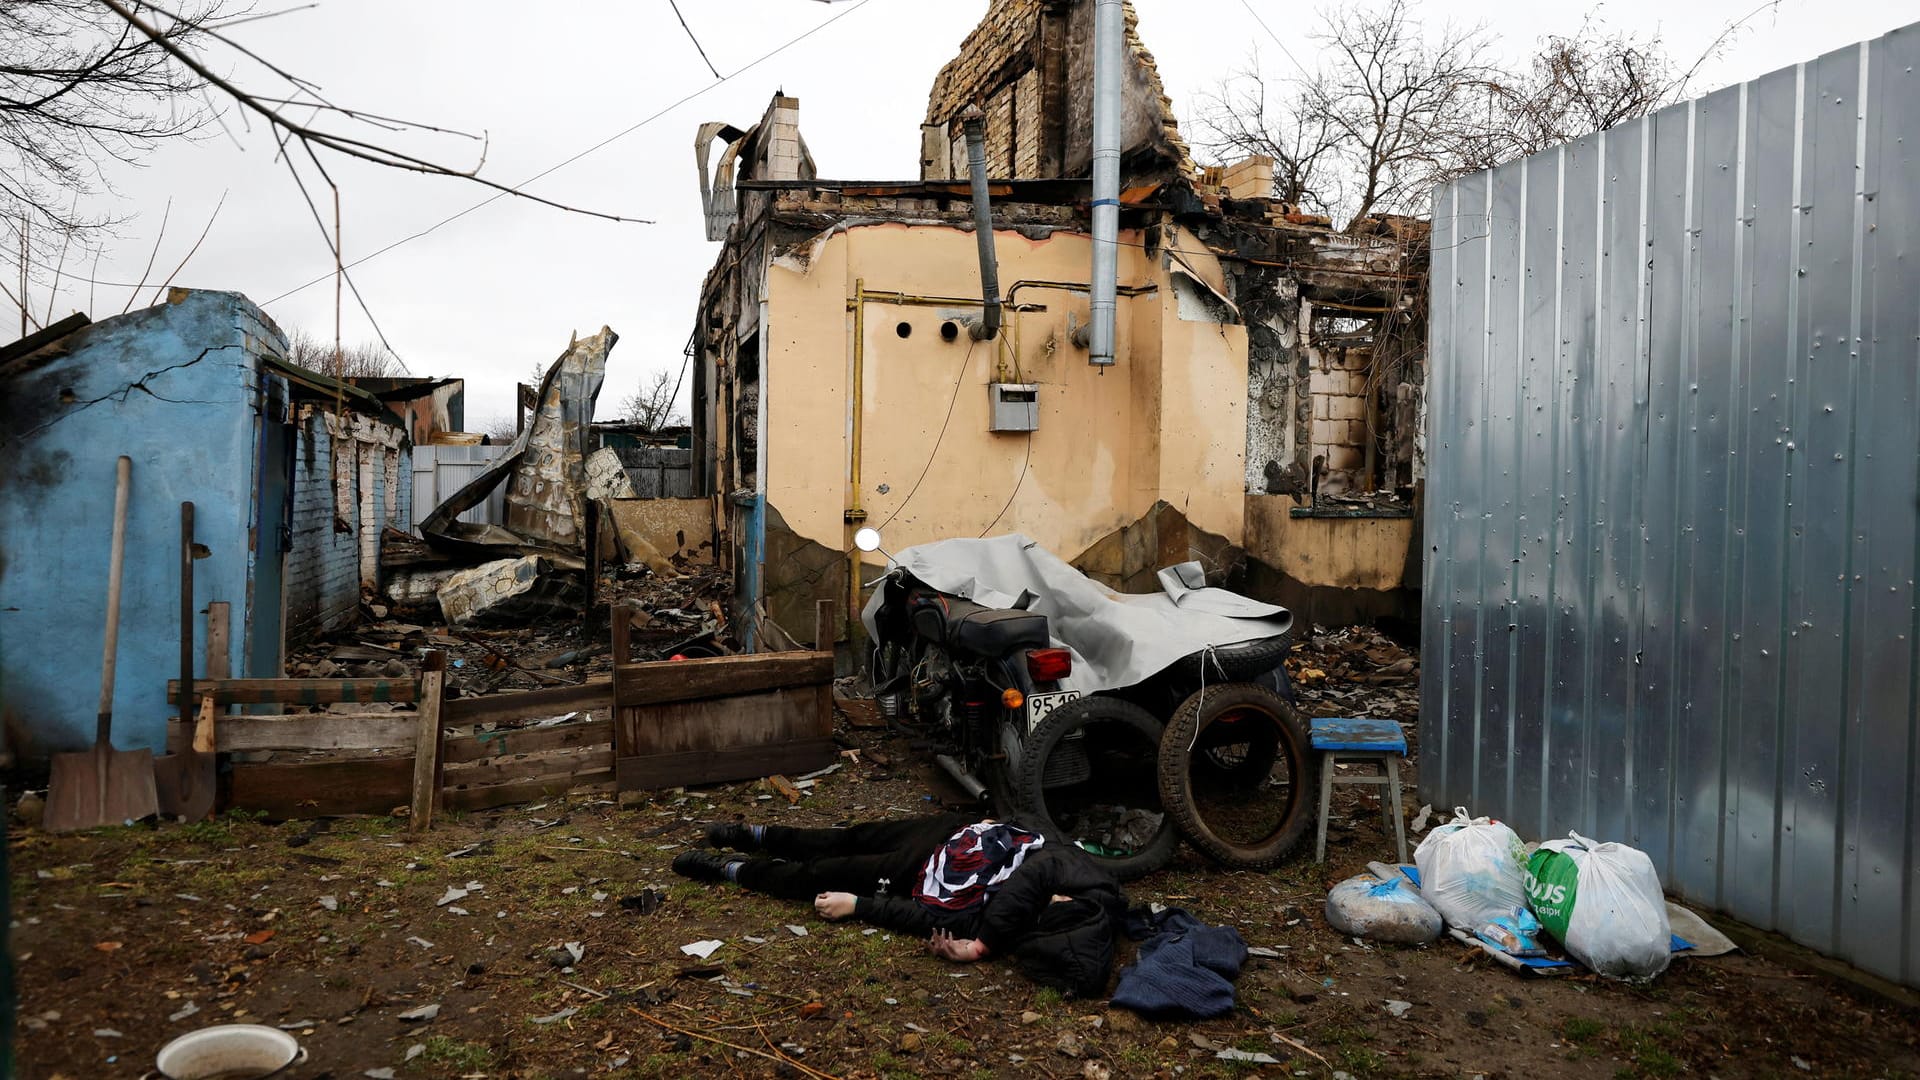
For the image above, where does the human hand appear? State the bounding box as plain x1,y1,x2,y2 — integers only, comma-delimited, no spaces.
814,891,856,920
928,928,987,962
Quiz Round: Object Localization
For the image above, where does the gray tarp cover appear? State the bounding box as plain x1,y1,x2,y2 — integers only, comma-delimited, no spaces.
861,534,1292,694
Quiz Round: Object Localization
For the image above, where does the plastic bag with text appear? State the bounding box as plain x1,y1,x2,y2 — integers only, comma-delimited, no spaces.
1525,832,1672,979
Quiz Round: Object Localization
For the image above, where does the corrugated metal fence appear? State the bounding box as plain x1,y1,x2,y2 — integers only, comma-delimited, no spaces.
1422,25,1920,984
411,444,510,534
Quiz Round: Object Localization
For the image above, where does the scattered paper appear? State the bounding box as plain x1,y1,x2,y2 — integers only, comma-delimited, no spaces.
1216,1049,1281,1065
1410,804,1434,833
405,936,435,949
563,941,585,964
168,1002,200,1022
680,939,725,959
406,1044,426,1061
317,896,338,911
531,1007,580,1025
1385,999,1412,1018
436,886,468,907
1247,946,1282,958
785,924,808,937
365,1070,396,1079
397,1004,440,1022
93,1029,122,1038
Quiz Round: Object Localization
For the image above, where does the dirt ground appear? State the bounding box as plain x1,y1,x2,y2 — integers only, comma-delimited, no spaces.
11,633,1920,1080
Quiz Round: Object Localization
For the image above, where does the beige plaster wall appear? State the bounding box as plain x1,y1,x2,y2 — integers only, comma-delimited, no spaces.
1243,494,1412,591
758,221,1252,599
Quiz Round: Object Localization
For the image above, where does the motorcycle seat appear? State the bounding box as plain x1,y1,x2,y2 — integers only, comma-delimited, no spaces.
947,604,1051,655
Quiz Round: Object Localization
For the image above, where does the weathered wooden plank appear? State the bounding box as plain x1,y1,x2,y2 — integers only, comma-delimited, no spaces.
614,737,837,792
409,663,447,833
167,715,417,752
617,685,830,759
168,678,420,706
613,652,832,707
442,680,612,725
443,747,614,787
443,719,613,765
444,771,615,813
226,757,411,818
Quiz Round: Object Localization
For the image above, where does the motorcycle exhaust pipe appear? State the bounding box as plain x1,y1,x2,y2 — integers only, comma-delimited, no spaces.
934,754,989,801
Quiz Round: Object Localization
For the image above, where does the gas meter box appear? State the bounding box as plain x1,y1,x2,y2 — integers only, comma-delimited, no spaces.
988,382,1039,432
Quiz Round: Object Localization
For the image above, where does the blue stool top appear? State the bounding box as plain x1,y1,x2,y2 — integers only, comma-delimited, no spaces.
1309,716,1408,754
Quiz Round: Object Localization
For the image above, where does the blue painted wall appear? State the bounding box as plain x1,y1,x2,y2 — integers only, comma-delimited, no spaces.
0,291,285,755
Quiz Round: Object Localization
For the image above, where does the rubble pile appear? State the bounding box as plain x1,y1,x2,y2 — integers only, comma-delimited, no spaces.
1284,624,1419,725
288,562,734,701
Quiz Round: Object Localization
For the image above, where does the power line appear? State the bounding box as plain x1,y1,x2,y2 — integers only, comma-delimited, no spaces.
263,0,876,308
669,0,723,80
1234,0,1313,80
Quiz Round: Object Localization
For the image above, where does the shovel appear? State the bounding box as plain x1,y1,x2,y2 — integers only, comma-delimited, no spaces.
156,696,217,822
46,455,159,833
156,501,216,821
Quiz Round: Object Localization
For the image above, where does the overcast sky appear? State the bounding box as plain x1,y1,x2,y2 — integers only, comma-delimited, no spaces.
30,0,1920,430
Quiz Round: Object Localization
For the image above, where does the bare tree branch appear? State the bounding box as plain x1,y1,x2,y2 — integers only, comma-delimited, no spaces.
1197,0,1681,227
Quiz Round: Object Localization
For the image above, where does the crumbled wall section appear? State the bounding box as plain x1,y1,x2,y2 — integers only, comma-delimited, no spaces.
921,0,1197,183
286,407,411,647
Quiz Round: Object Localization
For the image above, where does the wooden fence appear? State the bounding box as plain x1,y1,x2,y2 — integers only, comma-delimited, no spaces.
162,602,839,821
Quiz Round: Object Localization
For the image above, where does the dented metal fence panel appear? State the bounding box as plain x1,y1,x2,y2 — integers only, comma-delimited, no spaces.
1422,24,1920,985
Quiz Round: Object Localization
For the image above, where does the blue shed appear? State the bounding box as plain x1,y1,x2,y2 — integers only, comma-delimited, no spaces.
0,289,410,757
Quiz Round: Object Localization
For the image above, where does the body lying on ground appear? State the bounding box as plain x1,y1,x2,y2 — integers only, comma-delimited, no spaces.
673,811,1125,997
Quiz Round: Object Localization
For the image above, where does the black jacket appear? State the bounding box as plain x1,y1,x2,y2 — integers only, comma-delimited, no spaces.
855,840,1126,997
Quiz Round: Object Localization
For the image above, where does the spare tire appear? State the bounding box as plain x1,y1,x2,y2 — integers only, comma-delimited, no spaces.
1158,683,1315,870
1169,635,1291,682
1015,695,1180,881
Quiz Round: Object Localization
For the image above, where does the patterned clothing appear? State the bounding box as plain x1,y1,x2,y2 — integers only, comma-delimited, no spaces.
914,822,1044,912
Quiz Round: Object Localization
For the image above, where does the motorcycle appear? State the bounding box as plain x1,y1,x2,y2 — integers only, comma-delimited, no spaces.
858,529,1316,880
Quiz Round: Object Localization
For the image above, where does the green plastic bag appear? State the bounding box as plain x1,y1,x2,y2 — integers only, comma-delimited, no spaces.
1524,833,1671,979
1523,845,1580,941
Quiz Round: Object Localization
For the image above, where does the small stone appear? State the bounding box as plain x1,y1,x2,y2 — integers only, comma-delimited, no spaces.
1021,1010,1042,1025
898,1032,922,1054
1055,1032,1085,1058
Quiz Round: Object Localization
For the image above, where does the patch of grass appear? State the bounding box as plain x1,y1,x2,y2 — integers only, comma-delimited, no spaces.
1615,1024,1684,1078
1338,1046,1387,1074
416,1035,493,1071
176,819,236,846
868,1050,917,1080
1562,1016,1608,1044
1031,986,1063,1009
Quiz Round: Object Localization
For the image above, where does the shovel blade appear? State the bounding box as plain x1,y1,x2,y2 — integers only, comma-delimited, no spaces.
45,744,159,833
154,749,216,822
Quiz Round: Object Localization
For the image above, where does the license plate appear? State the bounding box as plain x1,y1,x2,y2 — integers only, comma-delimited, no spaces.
1026,690,1081,731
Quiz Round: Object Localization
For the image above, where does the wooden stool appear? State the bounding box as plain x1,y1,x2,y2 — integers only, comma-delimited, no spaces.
1310,717,1409,864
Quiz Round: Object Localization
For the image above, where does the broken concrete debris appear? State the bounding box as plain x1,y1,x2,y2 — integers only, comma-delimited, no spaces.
438,555,587,628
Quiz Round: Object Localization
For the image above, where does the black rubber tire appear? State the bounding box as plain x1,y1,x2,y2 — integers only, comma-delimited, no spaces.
1158,682,1315,871
1170,635,1292,682
1016,695,1181,881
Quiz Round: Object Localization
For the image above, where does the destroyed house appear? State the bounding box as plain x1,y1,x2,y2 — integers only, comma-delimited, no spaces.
693,0,1428,656
0,289,413,757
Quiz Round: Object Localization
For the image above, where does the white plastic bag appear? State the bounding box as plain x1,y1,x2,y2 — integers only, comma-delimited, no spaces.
1325,870,1442,944
1412,807,1528,933
1525,832,1672,979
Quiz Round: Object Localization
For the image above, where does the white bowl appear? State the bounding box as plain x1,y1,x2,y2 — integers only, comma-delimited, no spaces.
153,1024,305,1079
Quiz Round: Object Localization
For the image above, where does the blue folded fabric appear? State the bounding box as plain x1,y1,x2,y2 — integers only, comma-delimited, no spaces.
1112,907,1249,1019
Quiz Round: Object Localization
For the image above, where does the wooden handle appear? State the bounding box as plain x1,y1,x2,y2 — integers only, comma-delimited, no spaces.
96,455,132,745
191,695,216,754
181,501,195,728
